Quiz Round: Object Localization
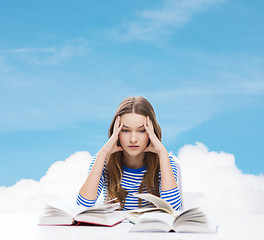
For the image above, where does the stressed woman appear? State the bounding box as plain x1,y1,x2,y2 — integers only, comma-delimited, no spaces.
77,96,182,210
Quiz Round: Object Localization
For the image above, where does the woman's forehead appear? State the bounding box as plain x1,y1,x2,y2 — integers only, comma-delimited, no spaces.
120,113,146,127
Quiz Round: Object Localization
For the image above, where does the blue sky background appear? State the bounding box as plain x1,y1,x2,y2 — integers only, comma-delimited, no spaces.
0,0,263,186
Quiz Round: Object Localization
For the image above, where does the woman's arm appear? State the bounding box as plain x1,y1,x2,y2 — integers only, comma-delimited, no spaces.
144,117,182,210
79,149,108,200
158,148,178,191
159,154,182,210
78,116,123,203
144,116,177,190
157,148,182,210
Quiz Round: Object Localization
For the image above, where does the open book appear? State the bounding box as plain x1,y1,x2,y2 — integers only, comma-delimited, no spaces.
39,201,125,227
127,193,218,233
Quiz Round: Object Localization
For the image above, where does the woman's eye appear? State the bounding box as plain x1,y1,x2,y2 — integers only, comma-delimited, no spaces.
139,130,146,133
121,129,129,132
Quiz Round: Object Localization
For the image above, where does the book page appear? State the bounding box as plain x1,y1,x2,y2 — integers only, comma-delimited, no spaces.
132,193,174,214
129,212,174,232
140,212,175,225
173,221,218,233
45,201,120,217
45,201,90,217
174,208,207,225
125,208,171,224
173,208,218,233
75,211,125,226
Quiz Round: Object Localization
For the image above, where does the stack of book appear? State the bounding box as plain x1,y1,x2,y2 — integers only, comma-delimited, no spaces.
39,193,218,233
39,201,125,227
126,193,218,233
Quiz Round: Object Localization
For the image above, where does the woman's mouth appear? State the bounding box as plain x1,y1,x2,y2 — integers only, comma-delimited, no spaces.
128,145,140,150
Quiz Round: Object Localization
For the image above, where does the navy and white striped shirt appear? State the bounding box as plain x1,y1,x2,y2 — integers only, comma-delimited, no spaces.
76,155,182,211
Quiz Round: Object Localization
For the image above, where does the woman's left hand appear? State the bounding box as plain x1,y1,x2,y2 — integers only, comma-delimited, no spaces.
144,116,167,155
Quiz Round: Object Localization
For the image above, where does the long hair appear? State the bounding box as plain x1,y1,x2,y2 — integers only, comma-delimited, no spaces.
106,96,162,209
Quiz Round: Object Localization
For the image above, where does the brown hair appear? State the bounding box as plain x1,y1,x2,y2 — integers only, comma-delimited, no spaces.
106,96,162,209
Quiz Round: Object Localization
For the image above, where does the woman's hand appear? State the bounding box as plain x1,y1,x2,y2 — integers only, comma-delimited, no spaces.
144,116,167,156
80,117,123,200
144,116,177,191
100,116,124,156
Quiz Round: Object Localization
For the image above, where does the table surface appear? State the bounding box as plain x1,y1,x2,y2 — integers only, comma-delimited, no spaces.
1,213,264,240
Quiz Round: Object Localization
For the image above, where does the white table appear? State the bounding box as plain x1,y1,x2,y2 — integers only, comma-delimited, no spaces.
1,213,264,240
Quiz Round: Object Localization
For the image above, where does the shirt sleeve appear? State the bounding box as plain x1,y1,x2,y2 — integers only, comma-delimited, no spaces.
159,155,183,211
76,154,106,207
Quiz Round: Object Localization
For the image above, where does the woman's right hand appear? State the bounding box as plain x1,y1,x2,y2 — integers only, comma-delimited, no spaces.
80,117,123,200
100,116,124,156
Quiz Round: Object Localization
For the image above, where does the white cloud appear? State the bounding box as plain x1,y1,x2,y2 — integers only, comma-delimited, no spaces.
7,47,57,53
173,142,264,214
0,143,263,214
108,0,226,44
4,43,90,66
0,151,94,214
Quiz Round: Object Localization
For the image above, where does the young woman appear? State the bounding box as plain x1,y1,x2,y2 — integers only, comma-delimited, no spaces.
77,96,182,210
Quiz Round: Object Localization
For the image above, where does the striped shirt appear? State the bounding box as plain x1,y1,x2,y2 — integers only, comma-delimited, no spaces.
76,155,182,211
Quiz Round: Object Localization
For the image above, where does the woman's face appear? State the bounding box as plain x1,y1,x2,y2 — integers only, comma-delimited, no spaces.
119,113,149,157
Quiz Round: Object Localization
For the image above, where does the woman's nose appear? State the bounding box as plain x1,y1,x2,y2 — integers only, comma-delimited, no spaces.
130,131,137,143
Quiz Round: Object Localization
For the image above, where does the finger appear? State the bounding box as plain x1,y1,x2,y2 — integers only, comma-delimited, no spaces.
147,116,152,130
118,117,124,131
113,116,118,130
144,119,150,134
145,116,154,134
116,116,120,127
118,122,124,133
148,116,154,131
114,116,122,133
